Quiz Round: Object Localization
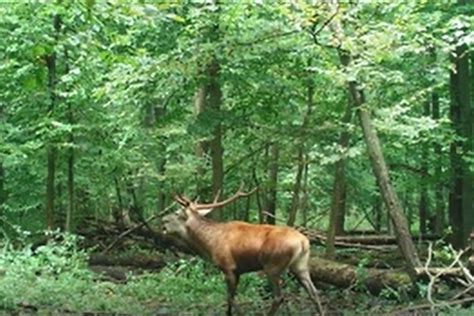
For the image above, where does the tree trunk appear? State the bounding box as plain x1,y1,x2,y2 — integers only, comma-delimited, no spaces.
207,59,224,219
356,93,421,273
157,159,167,213
432,90,445,235
0,108,7,214
193,85,207,198
65,49,74,233
328,4,419,275
326,97,352,258
192,58,224,220
448,17,473,248
0,108,5,212
288,75,313,226
418,102,430,235
300,162,309,227
0,163,4,211
44,13,61,230
373,191,382,233
309,257,411,294
287,147,304,226
113,177,125,228
265,143,279,225
334,48,421,275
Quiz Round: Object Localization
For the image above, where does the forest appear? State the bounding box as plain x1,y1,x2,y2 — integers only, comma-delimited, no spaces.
0,0,473,315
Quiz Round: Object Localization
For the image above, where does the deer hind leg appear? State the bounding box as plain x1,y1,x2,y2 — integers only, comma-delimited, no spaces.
266,272,283,316
263,259,291,316
292,269,324,315
290,256,324,315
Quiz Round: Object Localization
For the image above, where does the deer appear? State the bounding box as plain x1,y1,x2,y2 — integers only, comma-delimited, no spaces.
161,186,324,316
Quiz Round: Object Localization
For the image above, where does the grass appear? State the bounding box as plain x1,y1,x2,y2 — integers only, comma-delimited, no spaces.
1,232,473,315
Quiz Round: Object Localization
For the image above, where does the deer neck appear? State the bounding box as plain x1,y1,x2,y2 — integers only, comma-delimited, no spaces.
185,216,222,260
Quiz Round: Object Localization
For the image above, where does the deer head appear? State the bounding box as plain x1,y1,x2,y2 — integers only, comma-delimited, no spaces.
162,185,256,239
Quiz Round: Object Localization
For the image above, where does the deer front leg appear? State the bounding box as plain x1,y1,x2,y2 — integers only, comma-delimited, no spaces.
224,271,240,316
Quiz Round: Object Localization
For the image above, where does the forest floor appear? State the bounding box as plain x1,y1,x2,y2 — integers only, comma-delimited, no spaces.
1,228,473,315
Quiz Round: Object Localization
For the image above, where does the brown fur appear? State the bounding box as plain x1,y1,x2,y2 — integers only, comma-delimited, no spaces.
163,204,324,316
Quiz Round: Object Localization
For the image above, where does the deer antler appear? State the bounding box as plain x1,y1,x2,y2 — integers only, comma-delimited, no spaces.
194,184,258,210
173,193,191,206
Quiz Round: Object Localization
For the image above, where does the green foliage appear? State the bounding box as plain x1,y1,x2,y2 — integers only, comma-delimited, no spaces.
0,234,269,314
0,0,471,232
0,0,473,312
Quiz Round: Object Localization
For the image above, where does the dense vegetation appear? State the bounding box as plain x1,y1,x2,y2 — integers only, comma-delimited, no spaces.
0,1,472,314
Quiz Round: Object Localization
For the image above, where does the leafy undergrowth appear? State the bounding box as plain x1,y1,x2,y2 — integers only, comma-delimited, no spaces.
0,233,473,315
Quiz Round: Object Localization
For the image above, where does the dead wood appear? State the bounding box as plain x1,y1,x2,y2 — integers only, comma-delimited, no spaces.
300,228,440,247
89,253,166,270
308,256,412,294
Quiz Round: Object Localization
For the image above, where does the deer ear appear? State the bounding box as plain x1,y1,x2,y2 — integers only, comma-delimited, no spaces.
196,208,213,216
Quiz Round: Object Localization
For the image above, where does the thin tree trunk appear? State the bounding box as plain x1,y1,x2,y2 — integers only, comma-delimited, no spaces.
300,161,309,227
64,48,74,233
448,11,473,248
157,159,167,213
0,163,5,212
329,2,420,275
355,90,421,273
114,177,124,228
266,143,279,225
252,166,264,224
432,90,444,235
0,107,5,213
373,193,382,233
326,97,352,258
193,85,207,198
44,13,61,230
287,147,304,226
419,102,430,235
288,74,314,226
207,59,224,219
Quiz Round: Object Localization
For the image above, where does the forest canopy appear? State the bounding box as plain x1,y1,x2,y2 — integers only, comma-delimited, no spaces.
0,0,473,314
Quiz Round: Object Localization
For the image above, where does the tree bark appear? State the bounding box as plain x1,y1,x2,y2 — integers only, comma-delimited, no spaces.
207,59,224,217
44,13,61,230
418,102,430,235
373,191,382,233
65,49,74,233
300,161,309,227
193,85,207,197
431,90,444,235
328,5,420,276
309,257,411,294
287,148,304,226
354,89,421,275
448,4,473,248
326,97,352,258
0,163,4,211
288,75,313,226
265,143,279,225
157,159,167,213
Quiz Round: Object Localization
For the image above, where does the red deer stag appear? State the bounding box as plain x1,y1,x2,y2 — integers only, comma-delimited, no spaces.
162,186,324,315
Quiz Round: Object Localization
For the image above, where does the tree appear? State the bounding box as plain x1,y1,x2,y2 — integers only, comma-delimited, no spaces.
448,0,473,248
326,2,421,275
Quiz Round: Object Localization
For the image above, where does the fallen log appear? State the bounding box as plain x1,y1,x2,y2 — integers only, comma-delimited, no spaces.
309,257,474,295
89,253,166,270
300,228,440,246
309,256,412,294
